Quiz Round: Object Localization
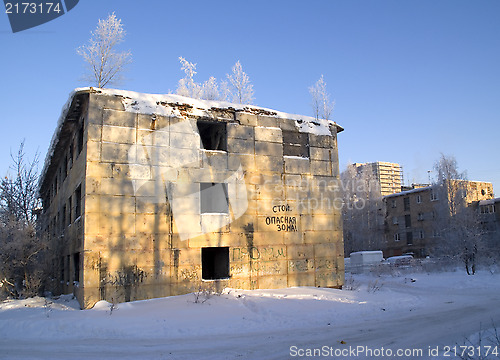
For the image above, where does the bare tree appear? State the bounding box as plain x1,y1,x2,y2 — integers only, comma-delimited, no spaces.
309,75,335,120
0,142,49,298
225,61,254,104
77,12,132,88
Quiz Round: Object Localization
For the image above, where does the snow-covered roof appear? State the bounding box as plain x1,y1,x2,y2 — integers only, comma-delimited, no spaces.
478,198,500,206
383,185,434,199
38,87,344,193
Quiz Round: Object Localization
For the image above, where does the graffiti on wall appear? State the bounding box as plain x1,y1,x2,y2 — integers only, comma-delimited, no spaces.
265,204,298,232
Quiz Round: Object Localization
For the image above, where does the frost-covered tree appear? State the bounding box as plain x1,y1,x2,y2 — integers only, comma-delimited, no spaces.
309,75,334,120
0,142,50,298
225,61,254,104
201,76,220,101
176,57,202,99
431,154,485,274
77,13,132,88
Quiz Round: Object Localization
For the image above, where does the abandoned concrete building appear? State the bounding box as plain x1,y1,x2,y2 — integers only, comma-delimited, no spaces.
37,88,345,309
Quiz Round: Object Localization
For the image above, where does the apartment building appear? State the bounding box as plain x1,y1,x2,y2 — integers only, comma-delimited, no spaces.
384,181,494,258
350,162,403,196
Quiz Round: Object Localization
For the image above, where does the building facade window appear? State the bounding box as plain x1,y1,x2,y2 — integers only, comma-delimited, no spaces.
201,247,230,280
405,214,411,228
394,233,400,241
200,183,229,214
404,197,410,211
197,120,227,151
406,232,413,245
282,130,309,158
416,195,422,204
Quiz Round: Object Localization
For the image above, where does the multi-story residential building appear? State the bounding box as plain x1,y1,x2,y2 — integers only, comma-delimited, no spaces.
37,88,345,309
383,181,494,258
350,162,403,196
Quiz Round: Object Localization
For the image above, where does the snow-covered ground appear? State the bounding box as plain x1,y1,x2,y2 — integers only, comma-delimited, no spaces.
1,268,500,360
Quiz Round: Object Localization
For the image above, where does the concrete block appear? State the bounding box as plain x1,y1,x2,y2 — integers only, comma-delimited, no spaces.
99,213,135,235
256,115,279,127
87,124,102,142
228,154,255,171
86,141,101,162
103,109,136,128
100,195,136,214
309,134,332,148
278,118,298,131
254,127,282,143
304,231,335,244
235,112,258,127
257,275,288,289
284,157,310,174
255,142,283,156
102,125,136,144
94,95,125,111
254,155,284,172
99,178,135,196
201,151,228,169
287,272,315,287
136,213,170,234
137,114,169,130
283,231,304,245
310,147,330,161
227,123,254,140
287,244,314,260
310,160,332,176
228,138,254,155
101,142,133,163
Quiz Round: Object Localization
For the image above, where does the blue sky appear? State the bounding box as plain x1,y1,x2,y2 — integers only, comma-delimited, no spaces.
1,0,499,195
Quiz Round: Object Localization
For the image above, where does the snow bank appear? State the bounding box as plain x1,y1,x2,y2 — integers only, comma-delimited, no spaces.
1,271,500,360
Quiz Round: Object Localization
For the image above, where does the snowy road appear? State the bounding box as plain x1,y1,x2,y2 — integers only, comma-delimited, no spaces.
1,271,500,360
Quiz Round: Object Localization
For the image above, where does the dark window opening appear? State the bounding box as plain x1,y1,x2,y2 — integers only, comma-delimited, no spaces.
200,183,229,214
73,253,80,283
403,197,410,211
197,120,227,151
406,232,413,245
405,214,412,228
77,122,84,155
283,130,309,158
75,185,82,219
202,247,230,280
68,196,72,224
62,204,66,229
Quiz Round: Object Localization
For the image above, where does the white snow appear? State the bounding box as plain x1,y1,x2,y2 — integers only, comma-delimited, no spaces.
1,268,500,359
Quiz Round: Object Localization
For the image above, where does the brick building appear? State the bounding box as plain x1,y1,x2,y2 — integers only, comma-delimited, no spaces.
38,88,345,309
383,181,494,258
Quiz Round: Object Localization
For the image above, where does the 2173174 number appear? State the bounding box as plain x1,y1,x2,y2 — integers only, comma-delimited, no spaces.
5,2,62,14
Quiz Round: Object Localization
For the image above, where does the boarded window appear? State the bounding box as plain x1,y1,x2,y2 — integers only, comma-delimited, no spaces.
202,247,230,280
197,120,227,151
282,130,309,158
200,183,229,214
